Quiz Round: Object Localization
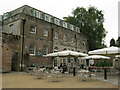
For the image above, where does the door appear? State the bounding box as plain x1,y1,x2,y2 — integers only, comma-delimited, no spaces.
11,52,19,71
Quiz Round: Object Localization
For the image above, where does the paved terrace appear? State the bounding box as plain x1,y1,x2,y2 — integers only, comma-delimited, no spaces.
1,72,119,88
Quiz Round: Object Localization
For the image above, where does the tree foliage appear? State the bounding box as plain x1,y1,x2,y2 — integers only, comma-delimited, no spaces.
64,6,107,50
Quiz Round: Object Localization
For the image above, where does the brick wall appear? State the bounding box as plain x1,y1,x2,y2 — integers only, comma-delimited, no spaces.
2,12,89,72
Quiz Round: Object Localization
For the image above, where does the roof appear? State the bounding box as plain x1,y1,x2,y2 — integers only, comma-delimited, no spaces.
2,5,80,33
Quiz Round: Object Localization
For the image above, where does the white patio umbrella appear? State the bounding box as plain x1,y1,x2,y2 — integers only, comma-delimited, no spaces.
44,52,58,57
81,55,110,60
88,46,120,55
58,50,88,57
115,55,120,58
44,50,88,57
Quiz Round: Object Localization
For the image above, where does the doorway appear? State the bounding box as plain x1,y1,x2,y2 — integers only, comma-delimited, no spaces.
11,52,19,71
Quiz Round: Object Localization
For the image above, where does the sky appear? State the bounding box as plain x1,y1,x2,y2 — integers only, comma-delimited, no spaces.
0,0,119,47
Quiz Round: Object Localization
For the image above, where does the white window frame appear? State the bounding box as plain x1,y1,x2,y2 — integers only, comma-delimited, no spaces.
43,29,48,37
45,14,50,22
63,34,67,41
29,45,36,56
63,22,67,28
30,25,36,34
42,46,48,55
54,32,58,39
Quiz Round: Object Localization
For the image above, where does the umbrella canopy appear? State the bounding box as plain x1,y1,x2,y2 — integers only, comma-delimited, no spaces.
88,46,120,55
81,55,110,60
44,52,58,57
115,55,120,58
44,50,88,57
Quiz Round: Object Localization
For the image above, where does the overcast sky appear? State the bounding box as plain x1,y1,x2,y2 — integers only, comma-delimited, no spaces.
0,0,119,46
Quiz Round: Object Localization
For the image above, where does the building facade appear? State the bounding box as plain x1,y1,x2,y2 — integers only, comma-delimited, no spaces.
1,5,89,72
0,15,2,72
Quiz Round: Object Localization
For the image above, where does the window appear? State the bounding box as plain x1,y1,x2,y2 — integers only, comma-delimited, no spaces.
63,48,67,51
54,47,59,52
43,29,48,37
63,34,67,41
42,46,48,55
9,24,13,27
45,14,50,22
83,41,86,46
70,24,74,31
55,18,59,25
53,59,57,67
31,9,36,16
30,26,36,34
29,45,36,56
67,23,70,29
71,37,74,43
51,17,54,23
40,13,45,20
60,21,63,26
63,22,67,28
76,27,80,33
54,32,58,39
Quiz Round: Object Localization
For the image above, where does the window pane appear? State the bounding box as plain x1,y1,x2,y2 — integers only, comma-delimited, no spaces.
29,45,36,55
63,34,67,41
43,29,48,37
42,46,48,55
30,26,36,34
54,32,58,39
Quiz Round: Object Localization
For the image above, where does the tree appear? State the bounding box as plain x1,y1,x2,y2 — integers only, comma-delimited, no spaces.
64,6,107,50
110,38,116,47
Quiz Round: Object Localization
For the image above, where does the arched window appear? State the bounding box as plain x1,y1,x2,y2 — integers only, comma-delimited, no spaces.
54,46,59,52
63,48,67,51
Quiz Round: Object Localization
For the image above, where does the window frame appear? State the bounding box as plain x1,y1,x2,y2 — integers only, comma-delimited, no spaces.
54,32,58,39
43,29,48,37
63,34,67,41
30,25,37,34
29,44,36,56
42,46,48,55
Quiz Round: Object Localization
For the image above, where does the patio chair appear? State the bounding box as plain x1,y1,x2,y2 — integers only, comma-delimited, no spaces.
82,74,89,81
35,69,45,79
90,73,97,80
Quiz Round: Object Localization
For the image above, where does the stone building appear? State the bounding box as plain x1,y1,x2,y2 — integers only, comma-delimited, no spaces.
1,5,89,72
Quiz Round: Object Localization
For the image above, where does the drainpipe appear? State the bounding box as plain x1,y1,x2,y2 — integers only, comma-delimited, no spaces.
51,24,54,67
21,18,26,71
73,34,77,76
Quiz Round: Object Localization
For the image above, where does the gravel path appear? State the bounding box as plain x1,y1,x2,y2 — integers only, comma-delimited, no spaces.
1,72,118,88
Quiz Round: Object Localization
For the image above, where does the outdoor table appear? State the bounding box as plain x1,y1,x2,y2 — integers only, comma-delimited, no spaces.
89,66,113,80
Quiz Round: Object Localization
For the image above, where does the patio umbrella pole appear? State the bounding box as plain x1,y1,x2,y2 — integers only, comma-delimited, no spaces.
73,67,76,76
